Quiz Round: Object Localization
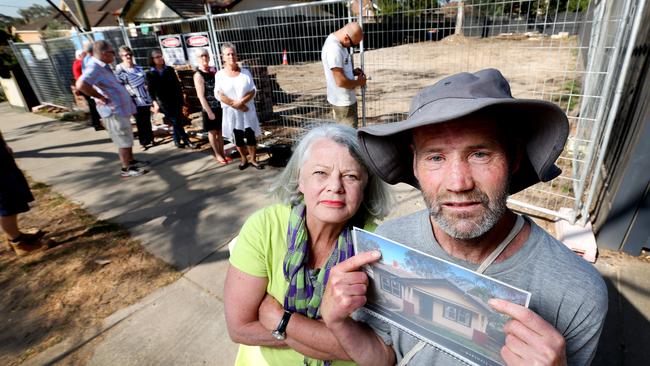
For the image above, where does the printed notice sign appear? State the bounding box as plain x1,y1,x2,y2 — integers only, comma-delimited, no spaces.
158,34,186,66
183,32,214,68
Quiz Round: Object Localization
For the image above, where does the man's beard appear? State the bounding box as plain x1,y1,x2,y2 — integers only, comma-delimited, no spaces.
423,184,509,240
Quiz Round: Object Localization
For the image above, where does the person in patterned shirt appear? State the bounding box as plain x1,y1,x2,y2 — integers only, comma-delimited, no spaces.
116,46,155,150
76,41,149,178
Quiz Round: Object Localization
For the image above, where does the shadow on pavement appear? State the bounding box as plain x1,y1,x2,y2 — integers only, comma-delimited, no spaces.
593,276,650,365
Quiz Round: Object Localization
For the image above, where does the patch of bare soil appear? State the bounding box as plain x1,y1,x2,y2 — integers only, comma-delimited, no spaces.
269,35,580,122
0,178,182,365
598,248,650,264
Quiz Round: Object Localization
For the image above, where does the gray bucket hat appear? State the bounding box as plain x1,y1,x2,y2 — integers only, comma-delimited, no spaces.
357,68,569,194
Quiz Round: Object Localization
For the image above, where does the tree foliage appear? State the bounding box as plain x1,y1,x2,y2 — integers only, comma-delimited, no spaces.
356,237,380,253
404,250,451,278
40,19,68,40
376,0,440,16
464,0,591,17
0,29,19,78
0,15,20,30
18,4,53,23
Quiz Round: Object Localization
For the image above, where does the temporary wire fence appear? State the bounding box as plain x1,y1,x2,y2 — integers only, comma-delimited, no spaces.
10,41,75,108
354,0,641,222
210,0,352,143
8,0,645,223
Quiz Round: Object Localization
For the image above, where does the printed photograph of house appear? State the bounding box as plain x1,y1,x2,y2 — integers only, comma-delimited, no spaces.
353,228,531,366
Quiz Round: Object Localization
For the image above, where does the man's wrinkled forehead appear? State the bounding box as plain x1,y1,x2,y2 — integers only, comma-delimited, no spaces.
410,116,507,148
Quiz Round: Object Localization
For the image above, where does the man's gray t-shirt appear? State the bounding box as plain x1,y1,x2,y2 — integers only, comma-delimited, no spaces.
357,210,607,365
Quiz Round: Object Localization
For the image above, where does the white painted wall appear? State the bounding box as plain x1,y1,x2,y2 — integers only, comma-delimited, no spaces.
1,74,26,109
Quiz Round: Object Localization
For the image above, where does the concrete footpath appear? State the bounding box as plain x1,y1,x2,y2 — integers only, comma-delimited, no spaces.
3,103,650,365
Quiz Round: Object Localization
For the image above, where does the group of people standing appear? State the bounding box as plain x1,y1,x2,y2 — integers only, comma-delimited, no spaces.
72,40,264,178
68,20,367,178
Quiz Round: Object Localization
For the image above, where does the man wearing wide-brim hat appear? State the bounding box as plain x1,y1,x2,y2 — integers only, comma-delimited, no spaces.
321,69,607,365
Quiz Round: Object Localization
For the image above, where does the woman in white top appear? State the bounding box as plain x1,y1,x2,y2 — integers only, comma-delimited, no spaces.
215,43,263,170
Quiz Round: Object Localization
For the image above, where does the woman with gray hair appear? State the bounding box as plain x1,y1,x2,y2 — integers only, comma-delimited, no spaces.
215,42,263,170
224,123,392,366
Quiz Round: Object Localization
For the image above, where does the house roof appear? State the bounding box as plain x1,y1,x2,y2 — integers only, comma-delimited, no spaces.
164,1,245,17
372,262,494,315
13,16,54,32
121,0,241,21
402,278,495,315
122,0,318,22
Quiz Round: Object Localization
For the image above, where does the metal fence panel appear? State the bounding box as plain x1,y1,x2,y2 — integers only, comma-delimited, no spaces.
355,0,637,221
10,41,75,108
210,0,350,143
11,28,130,110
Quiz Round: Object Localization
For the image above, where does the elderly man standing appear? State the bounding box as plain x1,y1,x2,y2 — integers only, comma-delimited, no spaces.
321,22,366,128
321,69,607,366
76,42,103,131
76,40,149,178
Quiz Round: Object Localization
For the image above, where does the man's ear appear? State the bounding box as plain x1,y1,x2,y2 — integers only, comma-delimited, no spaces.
510,140,524,174
411,143,419,181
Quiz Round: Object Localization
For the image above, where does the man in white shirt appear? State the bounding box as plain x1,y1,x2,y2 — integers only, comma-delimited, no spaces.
321,22,367,128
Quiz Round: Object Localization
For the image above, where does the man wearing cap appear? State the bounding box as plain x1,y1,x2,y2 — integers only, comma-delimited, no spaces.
320,69,607,365
321,22,367,128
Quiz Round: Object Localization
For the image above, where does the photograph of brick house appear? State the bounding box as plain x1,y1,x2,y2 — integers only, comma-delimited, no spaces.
353,228,531,366
371,262,495,341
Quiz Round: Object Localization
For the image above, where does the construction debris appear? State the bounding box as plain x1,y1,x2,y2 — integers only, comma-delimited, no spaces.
31,103,70,114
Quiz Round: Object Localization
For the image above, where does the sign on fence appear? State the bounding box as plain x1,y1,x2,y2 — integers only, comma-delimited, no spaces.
183,32,214,68
158,34,185,66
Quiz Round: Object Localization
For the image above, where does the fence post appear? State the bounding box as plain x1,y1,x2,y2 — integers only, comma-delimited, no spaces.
358,0,366,127
118,17,132,49
574,0,632,224
204,3,222,69
580,0,646,226
455,2,464,36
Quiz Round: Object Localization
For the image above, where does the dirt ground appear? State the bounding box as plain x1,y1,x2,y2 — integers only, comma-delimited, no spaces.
269,35,580,121
0,178,182,366
266,35,582,217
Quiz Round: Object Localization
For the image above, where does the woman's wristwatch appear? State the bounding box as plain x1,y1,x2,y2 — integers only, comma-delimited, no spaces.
271,310,293,340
